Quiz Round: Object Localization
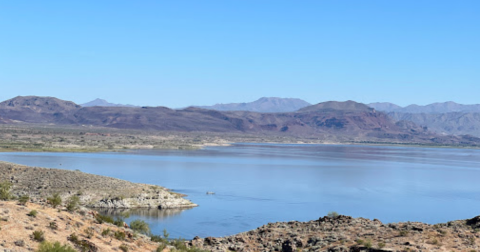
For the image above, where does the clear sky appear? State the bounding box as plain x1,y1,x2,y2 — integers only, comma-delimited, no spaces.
1,1,479,107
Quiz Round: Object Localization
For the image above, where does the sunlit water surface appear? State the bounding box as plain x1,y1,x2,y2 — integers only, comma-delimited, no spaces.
1,144,480,238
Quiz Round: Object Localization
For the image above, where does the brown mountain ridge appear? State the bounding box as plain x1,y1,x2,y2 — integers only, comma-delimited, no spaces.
0,96,478,146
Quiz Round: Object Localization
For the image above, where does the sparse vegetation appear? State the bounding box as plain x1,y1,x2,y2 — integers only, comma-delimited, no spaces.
364,238,372,249
95,214,114,224
47,193,62,209
66,195,80,212
32,230,45,242
114,230,126,241
130,219,150,235
327,211,339,218
18,194,30,205
49,221,58,230
119,244,129,252
68,233,79,243
378,242,386,249
101,228,111,237
28,210,38,217
84,228,94,239
0,181,12,200
37,241,76,252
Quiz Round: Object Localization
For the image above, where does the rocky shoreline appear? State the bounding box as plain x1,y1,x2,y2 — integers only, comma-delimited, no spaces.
190,215,480,252
0,161,197,209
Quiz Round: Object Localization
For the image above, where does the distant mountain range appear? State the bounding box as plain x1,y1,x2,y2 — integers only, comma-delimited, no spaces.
0,96,478,146
368,102,480,136
368,101,480,114
197,97,311,113
81,98,138,108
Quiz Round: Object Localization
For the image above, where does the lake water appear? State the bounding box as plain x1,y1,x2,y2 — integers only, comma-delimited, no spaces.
1,143,480,239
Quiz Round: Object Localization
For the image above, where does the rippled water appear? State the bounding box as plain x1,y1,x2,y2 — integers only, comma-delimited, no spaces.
1,144,480,238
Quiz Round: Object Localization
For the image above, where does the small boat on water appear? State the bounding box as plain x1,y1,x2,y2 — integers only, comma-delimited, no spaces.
206,191,215,195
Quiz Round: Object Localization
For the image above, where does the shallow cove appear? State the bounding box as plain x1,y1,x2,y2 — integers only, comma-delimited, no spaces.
1,143,480,238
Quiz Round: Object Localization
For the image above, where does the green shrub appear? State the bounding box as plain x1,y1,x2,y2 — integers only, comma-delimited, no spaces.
95,214,114,224
327,211,339,218
32,230,45,242
68,233,78,243
378,242,386,249
0,181,12,201
130,219,150,235
101,228,111,237
28,210,38,218
114,230,126,241
356,239,364,245
399,230,409,237
37,241,76,252
66,195,80,212
114,217,125,227
18,195,30,205
47,193,62,208
84,228,94,239
156,243,167,252
49,222,58,230
364,239,372,249
119,244,129,252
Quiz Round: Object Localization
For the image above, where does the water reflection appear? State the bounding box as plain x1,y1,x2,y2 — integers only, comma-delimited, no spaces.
97,207,193,220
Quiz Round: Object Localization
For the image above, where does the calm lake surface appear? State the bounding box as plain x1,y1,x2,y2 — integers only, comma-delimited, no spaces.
1,144,480,238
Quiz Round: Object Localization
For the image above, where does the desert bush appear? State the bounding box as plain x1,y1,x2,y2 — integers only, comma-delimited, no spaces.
47,193,62,208
84,228,94,239
364,239,372,249
95,214,114,224
119,244,129,252
0,181,12,200
114,230,126,241
32,230,45,242
66,195,80,212
156,243,167,252
101,228,111,237
114,217,125,227
18,195,30,205
68,233,79,243
28,210,38,217
130,219,150,235
49,222,58,230
37,241,76,252
399,230,409,237
327,211,339,218
377,242,386,249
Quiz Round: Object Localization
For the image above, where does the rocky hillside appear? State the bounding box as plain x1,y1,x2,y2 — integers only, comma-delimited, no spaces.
0,96,80,124
197,97,311,113
191,214,480,252
0,201,160,252
0,161,197,209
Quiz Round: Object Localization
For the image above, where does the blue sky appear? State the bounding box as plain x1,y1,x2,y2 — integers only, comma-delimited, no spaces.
1,1,479,107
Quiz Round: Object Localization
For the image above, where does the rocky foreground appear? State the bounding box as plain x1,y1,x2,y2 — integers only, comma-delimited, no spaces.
190,215,480,252
0,161,197,209
0,201,162,252
2,195,480,252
